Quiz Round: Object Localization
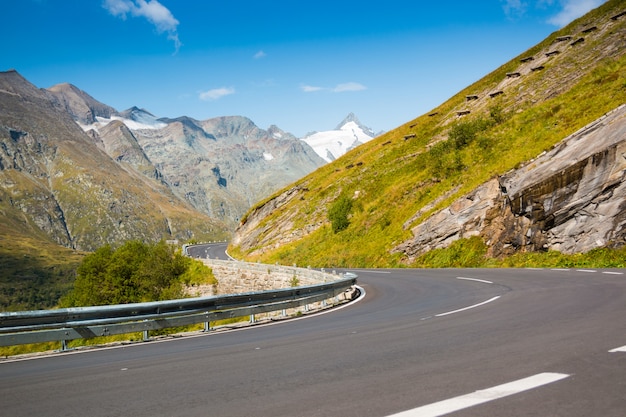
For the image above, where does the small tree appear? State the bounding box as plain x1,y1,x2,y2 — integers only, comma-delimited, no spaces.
328,194,353,233
62,240,193,307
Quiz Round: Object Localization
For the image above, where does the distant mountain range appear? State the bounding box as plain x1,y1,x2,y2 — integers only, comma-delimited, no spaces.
1,70,379,253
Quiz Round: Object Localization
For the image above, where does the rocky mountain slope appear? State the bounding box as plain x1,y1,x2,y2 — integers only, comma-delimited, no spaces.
231,0,626,266
0,70,229,252
301,113,379,162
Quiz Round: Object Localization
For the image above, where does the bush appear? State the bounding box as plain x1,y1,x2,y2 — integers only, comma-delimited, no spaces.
61,240,205,307
328,194,353,233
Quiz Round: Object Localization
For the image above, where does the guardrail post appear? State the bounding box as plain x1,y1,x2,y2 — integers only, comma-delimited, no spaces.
143,320,149,341
204,313,211,332
250,314,255,324
61,339,68,352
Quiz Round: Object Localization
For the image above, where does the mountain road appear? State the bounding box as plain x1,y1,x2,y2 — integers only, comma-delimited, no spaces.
1,246,625,416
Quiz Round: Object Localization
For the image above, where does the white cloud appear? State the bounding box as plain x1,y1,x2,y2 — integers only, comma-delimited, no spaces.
103,0,133,16
301,84,324,92
254,50,267,59
332,82,367,92
547,0,604,27
103,0,181,53
199,87,235,101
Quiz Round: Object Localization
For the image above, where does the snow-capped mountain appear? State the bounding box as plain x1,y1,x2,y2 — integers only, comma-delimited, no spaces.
301,113,379,163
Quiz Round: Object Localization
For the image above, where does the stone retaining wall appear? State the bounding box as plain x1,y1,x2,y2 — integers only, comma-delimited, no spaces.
186,259,341,297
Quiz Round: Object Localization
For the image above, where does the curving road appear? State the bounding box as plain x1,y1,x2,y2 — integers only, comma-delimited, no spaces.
1,245,625,416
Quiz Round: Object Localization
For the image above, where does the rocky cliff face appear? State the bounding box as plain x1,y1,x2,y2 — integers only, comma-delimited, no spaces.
0,70,229,251
394,105,626,260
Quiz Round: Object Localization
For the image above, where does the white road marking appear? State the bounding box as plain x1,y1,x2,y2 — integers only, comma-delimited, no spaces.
602,271,624,275
576,269,596,273
457,277,493,284
609,345,626,353
435,296,500,317
386,372,570,417
551,268,570,271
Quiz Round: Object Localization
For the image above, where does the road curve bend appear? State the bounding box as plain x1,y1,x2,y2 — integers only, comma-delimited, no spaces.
1,265,625,417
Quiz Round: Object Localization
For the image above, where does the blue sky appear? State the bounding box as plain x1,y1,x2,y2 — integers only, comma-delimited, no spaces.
1,0,606,137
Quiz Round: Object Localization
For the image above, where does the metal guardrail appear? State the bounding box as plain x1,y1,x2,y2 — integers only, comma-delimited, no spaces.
0,273,358,349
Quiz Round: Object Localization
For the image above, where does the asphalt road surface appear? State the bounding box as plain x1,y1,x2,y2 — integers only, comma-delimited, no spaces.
1,249,625,416
186,242,231,260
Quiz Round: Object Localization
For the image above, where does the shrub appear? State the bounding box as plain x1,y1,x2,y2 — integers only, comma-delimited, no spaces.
328,194,353,233
61,240,200,307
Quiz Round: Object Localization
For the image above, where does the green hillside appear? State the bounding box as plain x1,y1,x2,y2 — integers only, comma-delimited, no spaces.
231,0,626,268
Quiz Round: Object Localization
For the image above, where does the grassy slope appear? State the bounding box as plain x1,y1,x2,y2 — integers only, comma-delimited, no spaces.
0,222,84,311
232,0,626,268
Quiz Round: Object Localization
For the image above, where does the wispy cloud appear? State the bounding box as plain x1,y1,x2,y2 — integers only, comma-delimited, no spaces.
300,84,324,92
199,87,235,101
546,0,604,27
254,50,267,59
103,0,181,53
332,82,367,92
301,82,367,93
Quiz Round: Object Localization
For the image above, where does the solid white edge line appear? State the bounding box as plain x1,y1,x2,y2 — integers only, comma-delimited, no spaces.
386,372,570,417
457,277,493,284
435,296,500,317
609,345,626,353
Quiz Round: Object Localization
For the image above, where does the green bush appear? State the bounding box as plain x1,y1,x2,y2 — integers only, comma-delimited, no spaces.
328,194,353,233
61,240,210,307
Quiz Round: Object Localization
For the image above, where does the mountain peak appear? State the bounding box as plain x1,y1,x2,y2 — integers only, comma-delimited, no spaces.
302,113,378,163
46,82,117,125
336,112,361,130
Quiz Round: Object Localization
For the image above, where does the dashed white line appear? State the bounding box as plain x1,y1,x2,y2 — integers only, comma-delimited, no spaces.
609,345,626,353
602,271,624,275
576,269,596,273
457,277,493,284
386,372,570,417
435,296,500,317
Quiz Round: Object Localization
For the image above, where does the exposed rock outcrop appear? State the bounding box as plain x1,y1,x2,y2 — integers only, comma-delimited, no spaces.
394,104,626,260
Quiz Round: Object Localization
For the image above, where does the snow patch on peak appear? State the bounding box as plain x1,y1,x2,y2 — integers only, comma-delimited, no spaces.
77,112,167,132
301,114,377,163
110,115,166,130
